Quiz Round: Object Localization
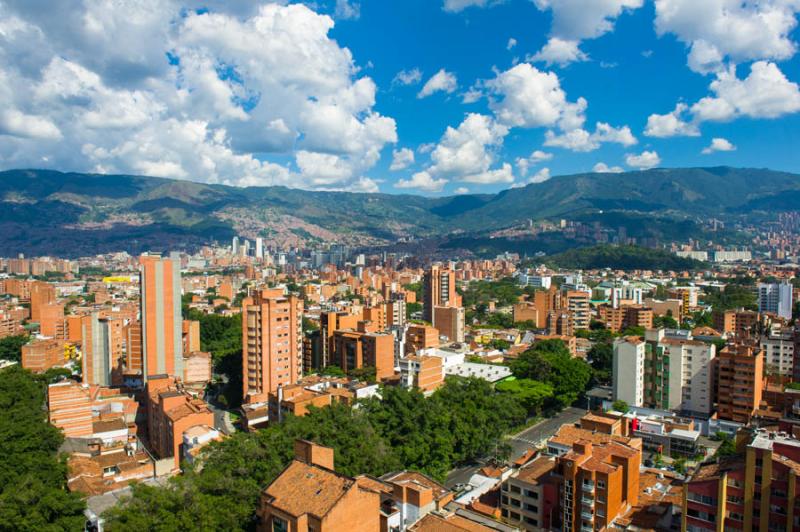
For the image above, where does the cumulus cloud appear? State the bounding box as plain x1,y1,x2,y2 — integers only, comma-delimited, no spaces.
428,113,508,178
393,68,422,86
702,137,736,154
654,0,800,74
395,171,447,192
516,149,553,177
0,1,397,190
593,162,624,173
507,38,517,50
485,63,587,129
462,163,515,184
390,148,415,171
625,150,661,169
530,38,588,66
418,69,458,98
544,122,636,152
454,186,470,194
531,0,644,66
691,62,800,122
644,103,700,137
528,167,551,183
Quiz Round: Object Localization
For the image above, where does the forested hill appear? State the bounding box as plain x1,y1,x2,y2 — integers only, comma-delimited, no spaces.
0,166,797,256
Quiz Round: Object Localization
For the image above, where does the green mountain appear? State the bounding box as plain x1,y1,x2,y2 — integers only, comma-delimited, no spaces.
0,167,796,257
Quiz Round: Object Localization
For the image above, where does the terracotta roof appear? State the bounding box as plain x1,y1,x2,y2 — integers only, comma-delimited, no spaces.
408,513,494,531
514,456,556,484
263,460,354,518
381,471,450,500
549,425,639,449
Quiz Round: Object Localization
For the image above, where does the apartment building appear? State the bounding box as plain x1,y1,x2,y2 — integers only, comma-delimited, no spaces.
145,375,214,470
760,325,795,377
613,330,715,416
713,309,761,338
331,326,395,380
139,254,183,380
241,288,303,403
683,429,800,532
422,264,461,323
758,281,793,320
21,338,65,372
399,354,444,394
715,343,764,424
319,310,361,368
501,455,559,530
405,324,439,355
598,304,654,333
565,291,591,331
432,305,465,343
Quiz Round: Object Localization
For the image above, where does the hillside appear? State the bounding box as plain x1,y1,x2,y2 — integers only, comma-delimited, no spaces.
0,167,796,256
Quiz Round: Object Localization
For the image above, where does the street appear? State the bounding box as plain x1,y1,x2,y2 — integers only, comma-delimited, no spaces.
445,406,586,489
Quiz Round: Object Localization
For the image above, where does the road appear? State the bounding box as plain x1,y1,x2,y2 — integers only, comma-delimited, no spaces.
445,406,586,489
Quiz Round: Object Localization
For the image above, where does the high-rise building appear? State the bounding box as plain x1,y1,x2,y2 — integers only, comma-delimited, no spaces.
613,336,647,408
758,281,793,320
255,237,263,260
139,254,183,380
716,343,764,424
331,326,395,380
319,310,361,368
232,236,240,255
241,288,303,403
30,281,56,323
422,265,461,322
81,312,112,386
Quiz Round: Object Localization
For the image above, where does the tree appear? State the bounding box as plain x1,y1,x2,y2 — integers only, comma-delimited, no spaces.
0,334,28,362
496,378,553,415
487,339,511,351
0,366,86,530
612,400,629,413
512,341,592,409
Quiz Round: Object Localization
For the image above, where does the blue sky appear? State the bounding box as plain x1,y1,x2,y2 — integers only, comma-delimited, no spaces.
0,0,799,195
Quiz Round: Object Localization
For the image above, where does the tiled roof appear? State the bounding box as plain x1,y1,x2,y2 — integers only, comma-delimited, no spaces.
263,460,353,518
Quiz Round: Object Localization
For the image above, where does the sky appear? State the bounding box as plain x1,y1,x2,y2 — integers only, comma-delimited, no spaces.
0,0,799,196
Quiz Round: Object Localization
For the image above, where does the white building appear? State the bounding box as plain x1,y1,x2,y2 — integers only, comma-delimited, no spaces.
758,282,793,320
517,273,551,289
255,237,264,260
612,336,646,407
713,250,752,263
676,250,709,261
761,326,795,377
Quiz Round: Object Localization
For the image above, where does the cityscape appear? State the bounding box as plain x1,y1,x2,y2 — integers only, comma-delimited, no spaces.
2,1,800,532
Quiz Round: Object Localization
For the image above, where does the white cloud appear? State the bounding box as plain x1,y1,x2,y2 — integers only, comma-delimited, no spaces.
485,63,587,129
390,148,415,170
528,167,551,183
454,186,470,194
462,87,483,104
335,0,361,20
393,68,422,86
691,62,800,122
418,142,436,154
531,0,643,65
701,137,736,154
530,38,588,66
516,149,553,176
462,162,515,184
625,150,661,169
644,103,700,137
428,113,508,177
0,1,398,191
442,0,491,12
593,162,624,173
544,122,636,152
395,171,447,192
654,0,800,74
507,38,517,50
418,69,458,98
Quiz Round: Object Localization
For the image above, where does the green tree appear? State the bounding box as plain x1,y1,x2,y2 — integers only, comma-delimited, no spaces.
512,340,592,408
612,400,629,413
0,334,29,362
495,378,553,415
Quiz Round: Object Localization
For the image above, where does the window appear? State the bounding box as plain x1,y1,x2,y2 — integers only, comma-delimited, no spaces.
272,516,288,532
596,480,606,490
525,516,538,525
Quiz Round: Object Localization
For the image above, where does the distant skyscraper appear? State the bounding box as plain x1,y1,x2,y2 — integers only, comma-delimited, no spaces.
758,282,793,320
255,237,264,260
243,239,250,257
241,288,303,403
139,254,183,380
81,312,112,386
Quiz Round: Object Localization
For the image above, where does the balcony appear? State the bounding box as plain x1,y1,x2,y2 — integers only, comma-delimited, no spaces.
582,511,594,520
582,498,594,507
581,526,594,532
582,483,595,493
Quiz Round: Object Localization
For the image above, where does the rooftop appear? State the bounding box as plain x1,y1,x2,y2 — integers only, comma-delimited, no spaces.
263,460,353,518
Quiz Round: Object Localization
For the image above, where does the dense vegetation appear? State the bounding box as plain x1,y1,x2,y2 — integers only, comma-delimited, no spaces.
104,377,525,531
701,284,757,311
547,245,705,271
0,366,86,529
0,334,29,362
510,340,592,411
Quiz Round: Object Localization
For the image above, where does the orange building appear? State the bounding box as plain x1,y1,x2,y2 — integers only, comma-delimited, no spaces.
139,255,183,380
182,320,201,353
422,265,461,323
39,302,66,339
512,301,539,325
242,289,303,403
21,338,65,372
124,320,143,375
713,308,761,338
405,324,440,355
145,375,214,470
400,354,444,393
432,306,465,343
716,343,765,424
597,304,654,333
331,327,395,380
319,310,361,368
559,439,641,532
30,281,56,323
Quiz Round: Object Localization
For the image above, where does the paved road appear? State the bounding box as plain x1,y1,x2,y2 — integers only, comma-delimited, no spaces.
445,406,587,489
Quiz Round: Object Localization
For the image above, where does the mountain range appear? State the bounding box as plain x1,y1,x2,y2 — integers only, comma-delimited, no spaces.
0,167,797,257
